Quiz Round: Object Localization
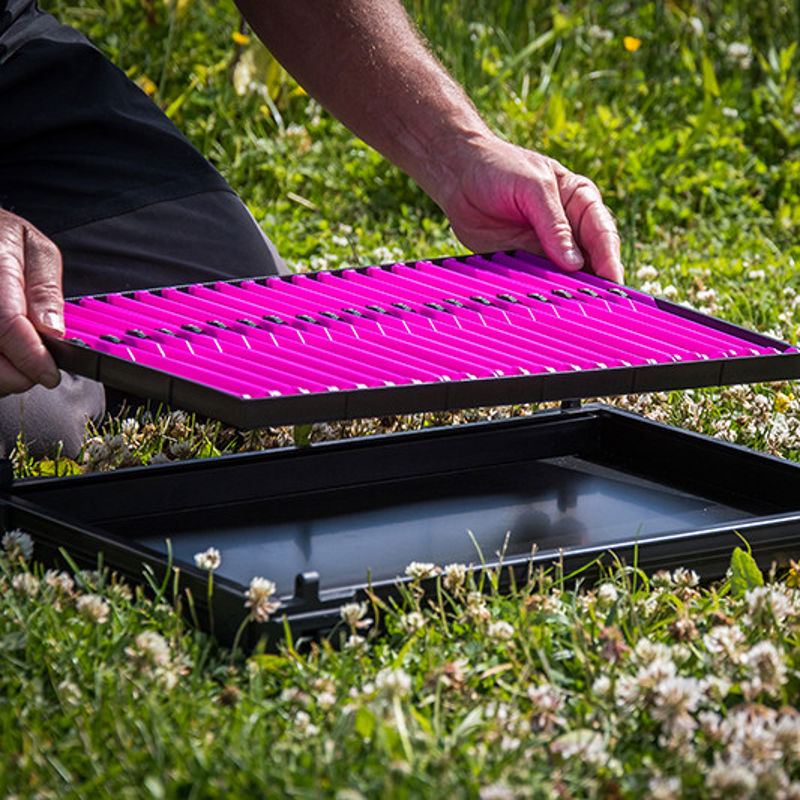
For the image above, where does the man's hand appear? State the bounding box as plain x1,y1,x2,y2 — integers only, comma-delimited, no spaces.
0,209,64,396
434,135,623,283
238,0,624,283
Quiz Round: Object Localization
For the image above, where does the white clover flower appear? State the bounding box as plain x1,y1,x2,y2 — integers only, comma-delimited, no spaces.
3,529,33,561
707,761,757,795
193,547,221,572
499,735,520,752
465,592,491,622
339,601,370,630
168,440,193,460
245,576,280,622
375,667,412,698
550,729,607,767
745,585,793,625
528,683,565,714
651,676,704,727
121,418,140,439
294,710,319,737
12,572,39,597
592,675,612,699
443,562,467,591
371,246,396,264
404,561,438,580
587,24,614,43
701,675,732,700
614,674,640,709
671,567,699,588
76,593,110,624
696,288,717,305
721,106,739,119
688,16,703,36
479,784,516,800
44,569,74,595
698,710,723,740
635,638,672,665
398,611,426,635
652,570,673,589
487,620,515,642
107,581,133,604
638,656,678,689
636,264,659,281
741,640,787,699
775,714,800,760
670,643,692,665
331,235,350,248
128,630,171,669
648,776,682,800
596,582,619,606
662,284,680,300
641,280,663,296
344,634,366,649
727,41,753,69
317,691,336,710
280,687,311,707
704,624,746,660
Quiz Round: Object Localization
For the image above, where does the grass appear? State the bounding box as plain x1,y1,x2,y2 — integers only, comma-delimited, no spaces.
2,0,800,795
2,536,800,797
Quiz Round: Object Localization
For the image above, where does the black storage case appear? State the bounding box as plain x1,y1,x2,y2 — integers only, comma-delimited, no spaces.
3,403,800,647
6,253,800,647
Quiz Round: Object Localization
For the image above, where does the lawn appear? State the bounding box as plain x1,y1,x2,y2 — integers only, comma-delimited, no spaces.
2,1,800,796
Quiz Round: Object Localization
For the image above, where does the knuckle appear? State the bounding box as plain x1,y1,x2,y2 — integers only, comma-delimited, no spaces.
26,281,62,309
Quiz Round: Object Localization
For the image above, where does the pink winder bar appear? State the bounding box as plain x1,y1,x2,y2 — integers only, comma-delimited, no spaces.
54,250,798,425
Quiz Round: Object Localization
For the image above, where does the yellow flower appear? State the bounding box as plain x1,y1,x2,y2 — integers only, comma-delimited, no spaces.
232,31,250,46
624,36,642,52
136,76,157,97
786,559,800,589
775,391,794,413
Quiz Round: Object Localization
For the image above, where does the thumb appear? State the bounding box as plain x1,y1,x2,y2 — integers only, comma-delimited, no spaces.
24,224,65,338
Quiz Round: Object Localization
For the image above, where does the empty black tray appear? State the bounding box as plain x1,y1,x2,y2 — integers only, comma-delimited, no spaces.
3,404,799,646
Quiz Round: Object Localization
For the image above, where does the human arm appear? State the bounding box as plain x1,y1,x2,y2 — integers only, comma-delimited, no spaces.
0,208,64,395
234,0,623,282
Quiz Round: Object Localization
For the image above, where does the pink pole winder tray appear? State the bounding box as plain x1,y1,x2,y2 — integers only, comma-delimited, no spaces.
4,249,795,649
46,250,800,428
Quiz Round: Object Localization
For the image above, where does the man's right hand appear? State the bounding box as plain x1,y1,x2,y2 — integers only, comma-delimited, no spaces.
0,209,64,396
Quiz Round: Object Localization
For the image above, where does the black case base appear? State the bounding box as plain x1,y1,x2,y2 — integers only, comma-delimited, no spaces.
3,404,800,646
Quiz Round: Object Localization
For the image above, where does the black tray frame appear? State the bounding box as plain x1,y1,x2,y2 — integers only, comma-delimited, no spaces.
45,253,800,428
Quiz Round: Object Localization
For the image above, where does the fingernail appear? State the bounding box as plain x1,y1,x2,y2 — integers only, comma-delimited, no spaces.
43,311,65,336
40,368,61,389
563,248,584,269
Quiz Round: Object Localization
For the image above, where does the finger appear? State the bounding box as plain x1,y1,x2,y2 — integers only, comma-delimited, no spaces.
0,220,61,389
560,177,623,283
0,353,36,396
517,165,585,273
24,224,65,337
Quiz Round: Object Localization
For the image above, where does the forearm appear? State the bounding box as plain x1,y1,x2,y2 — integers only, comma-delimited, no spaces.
234,0,490,207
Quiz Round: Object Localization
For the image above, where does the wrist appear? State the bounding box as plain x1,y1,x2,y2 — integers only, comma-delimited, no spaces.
403,121,497,210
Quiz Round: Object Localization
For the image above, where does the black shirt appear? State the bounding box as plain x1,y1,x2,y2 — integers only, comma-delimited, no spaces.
0,0,229,235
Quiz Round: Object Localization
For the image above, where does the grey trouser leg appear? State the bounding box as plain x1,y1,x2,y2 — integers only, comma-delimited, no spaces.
0,190,287,458
0,372,105,459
